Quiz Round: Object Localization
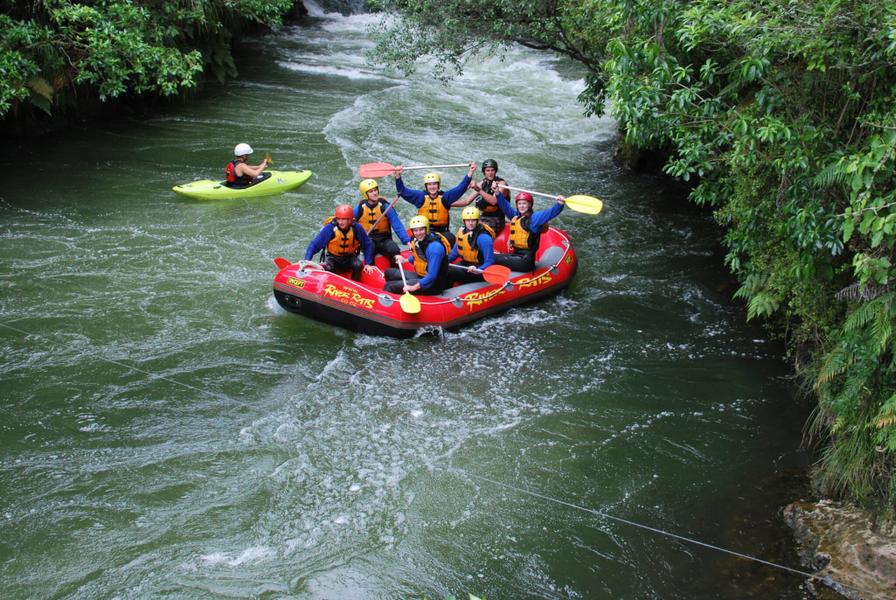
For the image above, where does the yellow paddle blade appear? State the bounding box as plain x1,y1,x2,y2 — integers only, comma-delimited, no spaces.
564,194,603,215
400,292,421,314
264,152,273,165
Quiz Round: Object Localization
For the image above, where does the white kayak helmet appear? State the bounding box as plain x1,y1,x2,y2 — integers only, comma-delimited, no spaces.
234,143,253,157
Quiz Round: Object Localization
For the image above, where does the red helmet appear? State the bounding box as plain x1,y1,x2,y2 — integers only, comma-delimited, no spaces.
515,191,534,205
335,204,354,219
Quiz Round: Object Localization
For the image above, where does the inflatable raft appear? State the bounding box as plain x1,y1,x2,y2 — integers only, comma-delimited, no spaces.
273,226,577,337
172,170,312,200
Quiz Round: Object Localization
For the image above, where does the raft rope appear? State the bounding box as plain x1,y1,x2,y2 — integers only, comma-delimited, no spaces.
437,466,871,598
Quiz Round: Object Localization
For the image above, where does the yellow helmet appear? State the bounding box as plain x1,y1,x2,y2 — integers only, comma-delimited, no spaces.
423,172,441,185
408,215,430,231
358,178,378,199
461,206,481,220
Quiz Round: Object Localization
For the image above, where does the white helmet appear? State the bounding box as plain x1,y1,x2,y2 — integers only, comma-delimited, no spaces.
234,143,253,157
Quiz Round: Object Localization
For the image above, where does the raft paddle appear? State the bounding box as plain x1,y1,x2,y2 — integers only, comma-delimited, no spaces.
364,195,401,234
449,263,512,285
498,184,604,215
397,266,421,314
274,256,291,269
359,162,469,179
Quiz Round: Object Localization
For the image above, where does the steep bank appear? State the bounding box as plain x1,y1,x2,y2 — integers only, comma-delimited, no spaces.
784,501,896,600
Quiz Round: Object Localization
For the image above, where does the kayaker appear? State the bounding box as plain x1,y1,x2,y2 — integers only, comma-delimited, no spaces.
393,162,477,247
493,189,566,272
447,206,496,284
383,215,451,295
225,143,269,188
305,204,376,281
451,158,508,235
356,178,410,267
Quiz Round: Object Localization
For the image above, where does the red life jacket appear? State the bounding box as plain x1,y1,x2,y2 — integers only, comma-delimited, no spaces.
225,160,251,184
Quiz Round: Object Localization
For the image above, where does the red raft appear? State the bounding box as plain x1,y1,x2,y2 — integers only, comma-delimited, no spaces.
273,226,578,338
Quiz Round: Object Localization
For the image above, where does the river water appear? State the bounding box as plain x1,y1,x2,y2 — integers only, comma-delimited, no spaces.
0,5,813,599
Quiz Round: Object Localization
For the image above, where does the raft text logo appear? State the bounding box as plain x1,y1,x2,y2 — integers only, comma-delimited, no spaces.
461,287,506,309
322,284,375,309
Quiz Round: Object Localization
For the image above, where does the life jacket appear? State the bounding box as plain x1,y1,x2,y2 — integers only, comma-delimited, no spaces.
358,200,391,236
410,232,451,278
474,177,506,216
324,222,360,257
418,193,450,228
455,223,496,264
225,160,251,185
509,213,547,254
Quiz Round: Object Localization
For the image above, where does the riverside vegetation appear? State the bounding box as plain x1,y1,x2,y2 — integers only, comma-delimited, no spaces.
0,0,301,130
2,1,893,517
367,0,896,519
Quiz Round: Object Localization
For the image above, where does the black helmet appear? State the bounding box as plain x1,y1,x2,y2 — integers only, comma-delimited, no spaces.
482,159,498,172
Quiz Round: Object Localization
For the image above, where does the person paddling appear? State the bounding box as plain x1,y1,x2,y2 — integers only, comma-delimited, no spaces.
225,143,269,188
453,158,507,235
383,215,451,295
493,189,565,272
393,162,477,247
447,206,496,284
356,178,410,267
305,204,376,281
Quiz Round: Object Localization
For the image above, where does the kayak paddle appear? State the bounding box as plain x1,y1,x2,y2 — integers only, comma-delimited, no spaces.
264,151,273,165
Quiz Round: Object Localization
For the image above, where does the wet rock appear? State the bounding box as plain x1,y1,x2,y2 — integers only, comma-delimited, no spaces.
783,500,896,600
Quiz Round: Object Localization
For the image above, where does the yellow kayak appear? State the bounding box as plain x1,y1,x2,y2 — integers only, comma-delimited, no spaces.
172,170,313,200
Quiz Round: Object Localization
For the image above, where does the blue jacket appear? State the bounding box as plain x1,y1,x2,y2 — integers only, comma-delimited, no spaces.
304,221,375,265
395,174,472,211
496,191,564,231
354,201,411,244
448,229,495,269
408,236,448,290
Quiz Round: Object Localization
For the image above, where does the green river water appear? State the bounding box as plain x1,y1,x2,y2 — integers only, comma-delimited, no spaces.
0,7,815,600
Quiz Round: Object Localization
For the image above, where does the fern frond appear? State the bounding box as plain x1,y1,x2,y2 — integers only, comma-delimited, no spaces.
835,281,891,302
813,159,847,189
816,344,853,386
844,298,883,333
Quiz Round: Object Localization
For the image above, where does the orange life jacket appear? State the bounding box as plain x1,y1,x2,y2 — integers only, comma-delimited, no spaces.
418,193,450,228
410,232,451,278
509,214,547,253
455,223,496,264
325,223,360,257
358,200,391,235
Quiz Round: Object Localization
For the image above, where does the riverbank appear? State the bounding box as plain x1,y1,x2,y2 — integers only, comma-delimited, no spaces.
784,500,896,599
0,0,308,138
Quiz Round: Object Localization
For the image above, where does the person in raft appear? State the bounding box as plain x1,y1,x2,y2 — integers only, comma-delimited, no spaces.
225,143,269,188
304,204,377,281
355,178,410,267
452,158,508,236
446,206,496,285
383,215,451,296
493,189,565,272
393,162,477,247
